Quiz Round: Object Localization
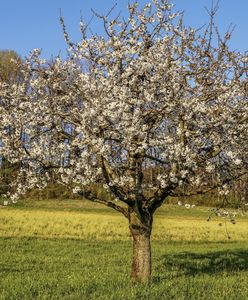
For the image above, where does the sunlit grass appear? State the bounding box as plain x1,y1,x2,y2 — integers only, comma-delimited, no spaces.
0,200,247,242
0,199,248,299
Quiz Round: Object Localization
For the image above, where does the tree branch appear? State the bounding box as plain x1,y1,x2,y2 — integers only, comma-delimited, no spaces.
80,190,129,218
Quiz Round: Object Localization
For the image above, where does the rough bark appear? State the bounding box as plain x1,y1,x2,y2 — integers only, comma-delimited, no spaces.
129,209,153,283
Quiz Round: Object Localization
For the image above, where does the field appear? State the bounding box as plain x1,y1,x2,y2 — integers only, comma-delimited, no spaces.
0,199,248,299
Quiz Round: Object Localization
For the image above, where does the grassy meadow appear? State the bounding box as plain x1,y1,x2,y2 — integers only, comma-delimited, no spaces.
0,199,248,299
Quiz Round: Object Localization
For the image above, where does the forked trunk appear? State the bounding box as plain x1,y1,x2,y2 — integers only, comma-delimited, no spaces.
129,210,153,283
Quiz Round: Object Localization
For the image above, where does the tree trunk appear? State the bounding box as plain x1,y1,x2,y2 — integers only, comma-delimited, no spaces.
129,210,153,283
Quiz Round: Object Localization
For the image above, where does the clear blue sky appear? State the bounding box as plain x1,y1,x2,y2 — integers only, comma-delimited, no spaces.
0,0,247,58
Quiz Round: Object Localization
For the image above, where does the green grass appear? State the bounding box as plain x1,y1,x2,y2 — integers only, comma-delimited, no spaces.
0,199,248,299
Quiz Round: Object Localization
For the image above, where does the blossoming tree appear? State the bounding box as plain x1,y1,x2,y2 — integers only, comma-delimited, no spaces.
0,0,247,282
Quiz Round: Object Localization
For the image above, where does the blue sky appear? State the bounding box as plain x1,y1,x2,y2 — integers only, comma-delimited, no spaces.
0,0,247,58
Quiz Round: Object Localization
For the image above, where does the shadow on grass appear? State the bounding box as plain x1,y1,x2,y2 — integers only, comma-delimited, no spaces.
154,250,248,283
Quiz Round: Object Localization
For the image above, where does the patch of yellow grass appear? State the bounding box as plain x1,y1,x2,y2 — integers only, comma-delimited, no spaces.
0,206,247,242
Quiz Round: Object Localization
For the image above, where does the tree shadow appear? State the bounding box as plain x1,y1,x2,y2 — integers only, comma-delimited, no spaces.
153,249,248,283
